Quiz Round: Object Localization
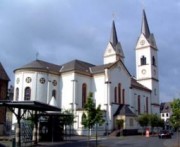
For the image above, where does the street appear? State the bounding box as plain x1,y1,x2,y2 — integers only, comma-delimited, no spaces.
36,132,180,147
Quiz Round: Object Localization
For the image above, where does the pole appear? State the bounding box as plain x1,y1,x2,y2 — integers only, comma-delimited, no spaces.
96,123,98,147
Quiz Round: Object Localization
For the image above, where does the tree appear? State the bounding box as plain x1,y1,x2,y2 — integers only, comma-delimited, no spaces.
81,92,105,146
62,109,75,140
149,114,163,134
138,114,149,135
170,99,180,130
115,119,124,136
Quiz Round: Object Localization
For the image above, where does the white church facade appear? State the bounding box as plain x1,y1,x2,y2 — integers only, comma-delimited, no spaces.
13,10,160,135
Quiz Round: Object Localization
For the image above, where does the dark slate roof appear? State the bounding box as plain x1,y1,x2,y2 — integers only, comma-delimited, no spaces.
90,63,113,74
110,20,118,47
160,102,172,113
0,62,10,81
114,104,136,117
141,9,151,38
15,60,61,74
131,78,151,92
60,59,95,75
0,100,61,111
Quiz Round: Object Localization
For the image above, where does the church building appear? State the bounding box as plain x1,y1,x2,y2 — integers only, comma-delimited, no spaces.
13,10,160,135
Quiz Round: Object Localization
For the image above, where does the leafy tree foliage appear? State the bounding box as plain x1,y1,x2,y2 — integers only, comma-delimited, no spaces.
62,109,75,126
138,114,164,134
81,92,105,146
116,119,124,129
138,114,149,128
81,92,105,129
170,99,180,130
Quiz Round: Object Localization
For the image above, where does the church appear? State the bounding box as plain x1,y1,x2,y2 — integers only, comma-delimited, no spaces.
13,10,160,135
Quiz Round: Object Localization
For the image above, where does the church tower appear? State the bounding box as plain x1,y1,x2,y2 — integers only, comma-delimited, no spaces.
135,10,160,114
104,20,125,64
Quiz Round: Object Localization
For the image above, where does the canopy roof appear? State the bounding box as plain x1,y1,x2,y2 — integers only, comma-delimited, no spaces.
0,100,61,112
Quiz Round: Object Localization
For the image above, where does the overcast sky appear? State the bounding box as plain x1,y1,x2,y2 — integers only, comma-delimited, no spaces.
0,0,180,102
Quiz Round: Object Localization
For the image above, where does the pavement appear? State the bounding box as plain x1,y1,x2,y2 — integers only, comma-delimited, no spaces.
0,132,179,147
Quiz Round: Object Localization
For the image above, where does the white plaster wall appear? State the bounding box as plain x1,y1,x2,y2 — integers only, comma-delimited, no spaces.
76,74,92,108
92,74,106,110
109,65,131,105
60,72,74,110
131,88,151,115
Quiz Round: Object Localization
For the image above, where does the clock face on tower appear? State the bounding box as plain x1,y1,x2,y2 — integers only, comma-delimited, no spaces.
141,69,146,75
140,40,145,45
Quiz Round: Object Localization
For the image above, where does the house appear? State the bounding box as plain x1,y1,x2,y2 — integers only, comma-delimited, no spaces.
0,63,10,135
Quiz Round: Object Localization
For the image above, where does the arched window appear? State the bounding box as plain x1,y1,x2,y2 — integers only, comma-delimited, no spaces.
146,97,148,114
15,88,19,101
82,83,87,108
138,95,141,114
118,83,121,104
122,89,125,104
52,89,56,98
140,56,146,65
152,56,156,66
24,87,31,100
114,87,117,103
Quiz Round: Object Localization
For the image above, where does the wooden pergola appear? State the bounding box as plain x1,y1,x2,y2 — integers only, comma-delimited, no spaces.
0,100,61,147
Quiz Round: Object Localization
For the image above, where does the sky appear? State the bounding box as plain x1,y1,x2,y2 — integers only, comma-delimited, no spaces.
0,0,180,102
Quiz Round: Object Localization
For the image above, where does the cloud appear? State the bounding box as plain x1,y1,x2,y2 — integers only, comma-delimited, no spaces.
0,0,179,102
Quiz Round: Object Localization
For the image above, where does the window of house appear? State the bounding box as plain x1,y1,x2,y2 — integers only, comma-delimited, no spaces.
122,89,125,104
15,88,19,101
129,118,134,126
52,89,56,98
114,87,117,103
138,95,141,114
152,56,156,66
166,113,169,117
82,83,87,108
162,113,164,117
24,87,31,100
146,97,148,114
118,83,121,104
154,89,157,95
140,56,146,65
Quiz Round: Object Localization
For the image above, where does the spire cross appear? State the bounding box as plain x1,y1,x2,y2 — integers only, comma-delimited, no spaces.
112,12,116,20
141,0,145,9
36,52,39,60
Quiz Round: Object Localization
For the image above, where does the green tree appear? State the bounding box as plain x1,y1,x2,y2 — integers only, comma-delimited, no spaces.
170,99,180,130
138,114,149,135
81,92,105,146
149,114,163,134
62,109,75,140
115,119,124,136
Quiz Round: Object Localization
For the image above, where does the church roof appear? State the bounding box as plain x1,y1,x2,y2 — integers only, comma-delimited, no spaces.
141,9,151,38
15,59,61,74
90,63,113,74
0,62,10,81
131,78,151,92
110,20,118,47
114,104,136,117
60,59,95,75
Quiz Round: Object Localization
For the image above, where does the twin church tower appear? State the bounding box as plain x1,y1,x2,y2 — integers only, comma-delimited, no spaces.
104,10,159,114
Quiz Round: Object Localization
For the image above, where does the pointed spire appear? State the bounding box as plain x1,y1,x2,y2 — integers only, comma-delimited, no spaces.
141,9,150,38
110,20,118,46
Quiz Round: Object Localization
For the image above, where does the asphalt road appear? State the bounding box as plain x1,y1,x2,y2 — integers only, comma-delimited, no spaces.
36,132,180,147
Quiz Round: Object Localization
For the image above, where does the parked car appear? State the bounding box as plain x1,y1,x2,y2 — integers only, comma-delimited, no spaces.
158,130,172,139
